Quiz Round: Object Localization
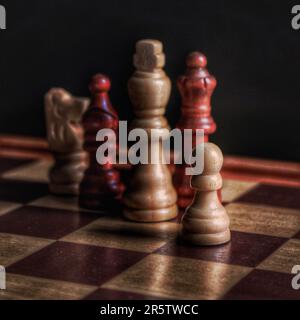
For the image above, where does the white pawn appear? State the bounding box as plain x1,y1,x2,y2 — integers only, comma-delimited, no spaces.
181,143,231,246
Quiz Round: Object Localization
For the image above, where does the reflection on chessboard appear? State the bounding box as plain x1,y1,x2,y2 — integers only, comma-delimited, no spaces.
0,156,299,300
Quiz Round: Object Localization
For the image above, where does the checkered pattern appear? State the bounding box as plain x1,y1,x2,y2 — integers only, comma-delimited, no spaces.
0,156,300,300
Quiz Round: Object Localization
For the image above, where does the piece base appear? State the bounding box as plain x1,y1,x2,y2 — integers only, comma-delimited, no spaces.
124,205,178,222
181,229,231,246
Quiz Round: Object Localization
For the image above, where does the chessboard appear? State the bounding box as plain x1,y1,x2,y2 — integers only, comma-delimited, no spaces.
0,139,300,300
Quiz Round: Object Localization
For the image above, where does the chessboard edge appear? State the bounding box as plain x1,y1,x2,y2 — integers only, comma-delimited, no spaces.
0,134,299,186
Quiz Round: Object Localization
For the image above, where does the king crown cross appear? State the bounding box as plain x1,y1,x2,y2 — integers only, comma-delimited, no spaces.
134,39,166,72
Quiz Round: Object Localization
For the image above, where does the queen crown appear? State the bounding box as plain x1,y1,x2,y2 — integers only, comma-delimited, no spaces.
177,52,217,109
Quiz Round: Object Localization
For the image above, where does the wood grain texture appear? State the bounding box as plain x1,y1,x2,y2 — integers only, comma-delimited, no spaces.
181,143,231,246
0,135,299,187
79,74,124,211
0,153,299,300
174,52,217,208
0,135,50,160
44,88,89,195
123,39,178,222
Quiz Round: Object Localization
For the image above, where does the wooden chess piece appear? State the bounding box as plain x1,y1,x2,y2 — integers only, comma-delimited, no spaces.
123,39,178,222
174,52,217,208
181,143,230,246
45,88,89,195
79,74,124,210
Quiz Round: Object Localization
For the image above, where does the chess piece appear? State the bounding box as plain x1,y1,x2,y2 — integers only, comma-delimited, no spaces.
181,143,230,246
174,52,217,208
123,39,178,222
45,88,89,195
79,74,124,210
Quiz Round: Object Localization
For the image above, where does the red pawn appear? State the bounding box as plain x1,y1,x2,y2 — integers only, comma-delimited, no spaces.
79,74,124,211
174,52,217,208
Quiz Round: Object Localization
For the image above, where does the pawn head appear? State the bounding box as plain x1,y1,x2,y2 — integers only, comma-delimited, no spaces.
89,74,111,94
186,52,207,68
202,142,223,175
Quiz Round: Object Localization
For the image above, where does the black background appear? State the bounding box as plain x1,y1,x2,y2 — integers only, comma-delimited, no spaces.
0,0,299,161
